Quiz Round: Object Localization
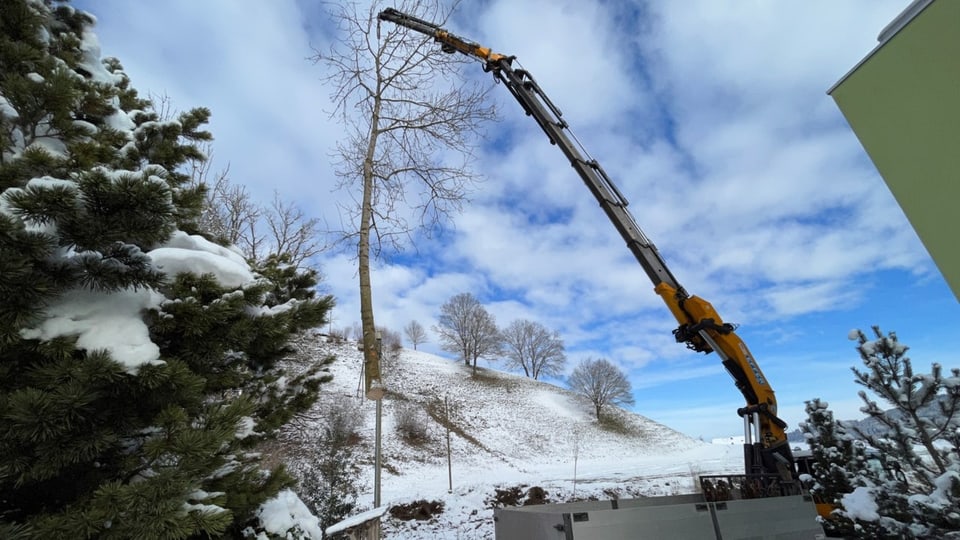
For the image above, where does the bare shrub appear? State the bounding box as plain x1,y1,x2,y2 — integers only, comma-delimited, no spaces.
328,327,347,344
379,326,403,352
394,401,429,445
285,396,364,536
322,398,363,446
298,429,360,534
389,500,444,521
375,326,403,379
381,349,399,383
351,322,362,343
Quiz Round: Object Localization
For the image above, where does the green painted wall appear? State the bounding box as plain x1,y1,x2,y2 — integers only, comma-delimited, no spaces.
830,0,960,299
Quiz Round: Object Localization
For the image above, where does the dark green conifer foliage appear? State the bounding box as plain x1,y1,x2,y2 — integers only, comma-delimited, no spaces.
801,399,871,537
0,2,335,538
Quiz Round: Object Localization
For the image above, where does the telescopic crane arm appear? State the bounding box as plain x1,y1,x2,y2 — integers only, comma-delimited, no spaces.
378,8,796,478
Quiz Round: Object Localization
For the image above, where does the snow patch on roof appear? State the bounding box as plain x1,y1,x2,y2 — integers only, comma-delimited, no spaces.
325,505,389,536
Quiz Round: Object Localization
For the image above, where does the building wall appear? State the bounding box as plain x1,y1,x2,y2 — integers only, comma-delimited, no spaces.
829,0,960,299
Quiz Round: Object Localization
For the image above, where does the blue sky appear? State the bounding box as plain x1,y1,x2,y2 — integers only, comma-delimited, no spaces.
76,0,960,440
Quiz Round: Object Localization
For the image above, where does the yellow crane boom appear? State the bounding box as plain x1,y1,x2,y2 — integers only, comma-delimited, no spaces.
378,7,796,480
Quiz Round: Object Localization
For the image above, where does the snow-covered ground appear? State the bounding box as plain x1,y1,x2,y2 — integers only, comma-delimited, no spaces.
280,335,752,539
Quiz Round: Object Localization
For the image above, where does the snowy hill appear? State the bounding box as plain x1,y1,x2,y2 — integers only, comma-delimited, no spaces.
278,334,746,538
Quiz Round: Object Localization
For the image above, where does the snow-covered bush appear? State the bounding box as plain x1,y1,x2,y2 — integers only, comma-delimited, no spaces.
245,489,324,540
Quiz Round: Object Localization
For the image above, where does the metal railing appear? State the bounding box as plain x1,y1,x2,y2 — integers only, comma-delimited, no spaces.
699,474,804,502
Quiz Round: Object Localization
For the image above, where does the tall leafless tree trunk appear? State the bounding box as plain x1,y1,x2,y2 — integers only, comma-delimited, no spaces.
316,0,496,394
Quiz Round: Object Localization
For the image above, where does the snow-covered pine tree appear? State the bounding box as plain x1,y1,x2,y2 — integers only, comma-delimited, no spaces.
848,326,960,538
803,327,960,538
0,2,334,538
801,399,872,537
299,424,361,535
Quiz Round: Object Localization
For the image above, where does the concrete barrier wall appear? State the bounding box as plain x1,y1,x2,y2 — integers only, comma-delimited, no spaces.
494,494,824,540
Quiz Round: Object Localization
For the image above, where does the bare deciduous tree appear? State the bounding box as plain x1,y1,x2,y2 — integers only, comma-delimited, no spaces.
501,319,566,380
404,320,427,350
192,169,324,268
377,325,403,380
314,0,496,394
261,192,325,268
168,96,326,270
568,358,635,421
465,309,500,375
197,163,262,247
378,326,403,352
434,293,500,375
351,321,363,343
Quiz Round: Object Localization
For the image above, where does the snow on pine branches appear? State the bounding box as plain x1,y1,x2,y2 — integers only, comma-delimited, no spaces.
802,327,960,539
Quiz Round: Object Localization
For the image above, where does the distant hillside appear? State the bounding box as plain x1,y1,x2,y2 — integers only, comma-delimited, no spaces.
283,334,701,473
273,333,740,538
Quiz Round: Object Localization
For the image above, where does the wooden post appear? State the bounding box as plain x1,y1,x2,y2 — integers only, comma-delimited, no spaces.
373,333,383,539
573,424,580,498
446,395,452,493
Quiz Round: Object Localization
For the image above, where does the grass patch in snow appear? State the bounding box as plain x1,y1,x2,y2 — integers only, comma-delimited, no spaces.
598,412,633,435
468,367,506,386
424,399,490,453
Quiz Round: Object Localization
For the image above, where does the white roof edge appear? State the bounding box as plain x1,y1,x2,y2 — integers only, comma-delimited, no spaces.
827,0,936,95
878,0,934,44
325,505,390,536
